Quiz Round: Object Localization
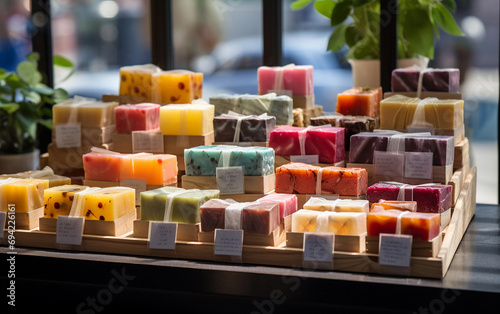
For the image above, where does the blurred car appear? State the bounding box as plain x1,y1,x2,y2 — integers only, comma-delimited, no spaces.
192,30,353,112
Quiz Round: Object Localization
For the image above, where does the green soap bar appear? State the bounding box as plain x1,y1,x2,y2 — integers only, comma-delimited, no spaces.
171,189,220,224
140,187,185,221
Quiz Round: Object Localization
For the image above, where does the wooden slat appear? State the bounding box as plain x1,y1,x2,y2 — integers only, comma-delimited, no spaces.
181,174,275,194
366,234,442,258
286,232,366,253
132,220,200,242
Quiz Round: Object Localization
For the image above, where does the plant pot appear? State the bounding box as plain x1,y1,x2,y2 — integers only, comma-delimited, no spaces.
348,57,429,89
0,149,40,175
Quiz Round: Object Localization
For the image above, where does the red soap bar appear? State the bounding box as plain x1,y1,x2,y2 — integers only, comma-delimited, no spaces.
115,103,160,134
269,126,302,157
82,152,125,182
242,201,280,235
367,209,401,237
320,167,368,196
200,199,232,232
275,163,320,194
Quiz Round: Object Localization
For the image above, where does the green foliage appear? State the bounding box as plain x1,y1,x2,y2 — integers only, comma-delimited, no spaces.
290,0,464,60
0,52,73,154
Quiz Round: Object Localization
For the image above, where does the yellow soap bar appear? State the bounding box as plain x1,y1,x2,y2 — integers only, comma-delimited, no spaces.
82,187,135,221
0,179,48,212
159,102,214,135
334,199,369,214
43,185,89,218
152,71,204,104
53,99,118,128
405,99,464,129
119,64,161,100
380,94,420,130
303,197,336,211
317,212,367,236
291,209,321,232
121,154,178,186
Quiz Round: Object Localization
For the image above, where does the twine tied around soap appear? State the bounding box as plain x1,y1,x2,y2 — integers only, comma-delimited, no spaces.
224,202,250,230
68,187,102,217
395,210,411,235
315,211,333,233
163,189,198,222
382,181,443,203
24,166,55,179
407,97,438,131
272,63,296,95
298,125,333,156
315,168,324,195
221,111,269,143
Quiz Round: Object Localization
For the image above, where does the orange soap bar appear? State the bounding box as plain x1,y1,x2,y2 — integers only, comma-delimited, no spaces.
122,154,178,186
336,87,382,118
367,209,403,237
320,167,368,196
370,200,417,212
275,163,320,194
83,152,125,182
401,212,440,241
152,71,203,104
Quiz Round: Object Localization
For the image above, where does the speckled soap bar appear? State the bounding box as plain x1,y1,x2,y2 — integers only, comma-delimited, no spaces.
184,145,275,176
82,187,135,221
213,114,276,142
44,185,89,218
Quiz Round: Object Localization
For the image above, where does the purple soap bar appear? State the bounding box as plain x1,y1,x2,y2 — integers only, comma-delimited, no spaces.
349,132,453,166
391,68,460,93
367,182,452,213
213,115,276,142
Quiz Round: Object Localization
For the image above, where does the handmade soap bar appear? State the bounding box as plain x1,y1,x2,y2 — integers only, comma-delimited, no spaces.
379,94,420,130
303,197,336,211
367,210,440,241
316,211,367,235
159,102,214,136
291,209,321,232
275,163,320,194
334,199,369,213
0,179,48,212
210,93,293,126
115,103,160,134
258,65,314,96
367,182,452,213
152,71,203,104
336,87,382,118
213,113,276,143
349,132,454,166
242,201,280,235
82,187,135,221
184,145,275,176
320,166,368,196
83,152,125,182
269,125,345,163
171,189,220,224
2,167,71,188
200,198,233,232
257,193,298,218
370,200,417,212
53,98,118,128
43,185,89,218
391,68,460,93
121,154,177,186
119,64,161,100
140,187,186,221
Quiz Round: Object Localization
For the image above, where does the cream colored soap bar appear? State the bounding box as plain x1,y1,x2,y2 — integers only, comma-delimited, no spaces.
316,212,367,236
291,209,322,232
334,199,369,214
82,187,135,221
44,185,88,218
379,95,420,130
303,197,336,211
405,98,464,129
0,179,48,212
159,102,214,136
53,98,118,128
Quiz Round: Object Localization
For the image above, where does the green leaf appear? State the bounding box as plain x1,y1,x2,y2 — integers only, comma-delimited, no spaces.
402,8,435,59
32,83,55,95
442,0,456,12
21,90,42,105
314,0,335,18
353,0,373,7
16,61,42,85
0,103,20,114
15,110,37,140
349,35,378,59
290,0,314,10
26,52,40,63
52,88,69,104
432,3,464,36
53,55,74,68
331,1,352,26
345,25,363,47
38,118,53,130
327,24,348,52
5,74,25,89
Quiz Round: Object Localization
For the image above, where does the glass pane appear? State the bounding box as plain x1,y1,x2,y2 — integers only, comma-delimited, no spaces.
0,0,31,71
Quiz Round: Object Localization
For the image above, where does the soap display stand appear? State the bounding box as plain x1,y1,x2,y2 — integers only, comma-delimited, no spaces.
366,233,443,258
286,232,367,253
132,220,200,242
181,174,275,194
47,143,114,172
295,194,367,209
454,138,470,171
5,207,44,230
275,156,345,168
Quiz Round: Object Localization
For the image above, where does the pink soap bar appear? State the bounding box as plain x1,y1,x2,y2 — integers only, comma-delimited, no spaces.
258,65,314,96
83,152,125,182
257,193,298,219
115,103,160,134
242,201,280,235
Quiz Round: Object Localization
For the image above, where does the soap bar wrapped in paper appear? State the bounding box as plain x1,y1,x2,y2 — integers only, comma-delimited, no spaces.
367,182,452,213
81,187,135,221
391,67,460,93
43,185,89,218
210,93,293,126
184,145,275,176
269,125,345,164
292,209,366,236
119,64,161,101
53,97,118,128
336,87,382,118
115,103,160,134
256,193,298,219
0,178,48,212
159,100,214,136
152,70,203,104
213,112,276,143
258,65,314,96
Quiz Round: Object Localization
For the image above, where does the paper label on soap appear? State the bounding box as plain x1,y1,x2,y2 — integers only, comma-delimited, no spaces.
55,124,81,148
216,166,244,195
303,232,334,262
120,179,146,205
56,216,84,245
374,151,404,179
269,89,293,97
132,130,164,154
214,229,243,256
0,212,6,238
404,152,433,179
290,155,319,165
379,233,413,267
148,222,177,250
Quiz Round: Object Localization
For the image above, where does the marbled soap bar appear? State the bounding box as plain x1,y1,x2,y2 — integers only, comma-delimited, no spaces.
53,98,118,128
269,125,345,163
349,132,454,166
391,68,460,93
320,166,368,196
213,114,276,142
258,65,314,96
334,199,369,213
122,154,177,186
115,103,160,134
303,197,336,211
82,187,135,221
291,209,321,232
370,200,417,212
152,71,203,104
200,198,233,232
275,163,320,194
119,64,161,100
0,179,48,212
316,212,367,236
184,145,275,176
43,185,88,218
159,102,214,136
367,182,452,213
242,201,280,235
310,115,376,151
257,193,298,218
83,152,125,182
140,187,186,221
336,87,382,118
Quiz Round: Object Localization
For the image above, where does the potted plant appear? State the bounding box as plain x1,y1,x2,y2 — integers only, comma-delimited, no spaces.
291,0,464,87
0,52,73,174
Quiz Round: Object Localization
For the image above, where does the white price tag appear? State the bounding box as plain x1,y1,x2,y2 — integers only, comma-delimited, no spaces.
214,229,243,256
379,233,413,267
269,89,293,97
216,166,244,195
405,152,433,179
120,179,146,205
0,212,6,238
132,131,164,153
55,124,81,148
290,155,319,165
148,222,177,250
374,151,404,179
303,233,334,262
56,216,85,245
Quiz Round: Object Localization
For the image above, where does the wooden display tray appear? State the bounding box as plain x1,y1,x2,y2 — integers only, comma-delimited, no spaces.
449,168,465,207
454,138,470,172
2,207,44,230
366,233,443,258
52,125,115,147
133,220,200,242
286,232,366,253
275,155,345,168
1,167,476,279
292,94,315,109
181,174,275,194
38,210,136,237
47,142,113,170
